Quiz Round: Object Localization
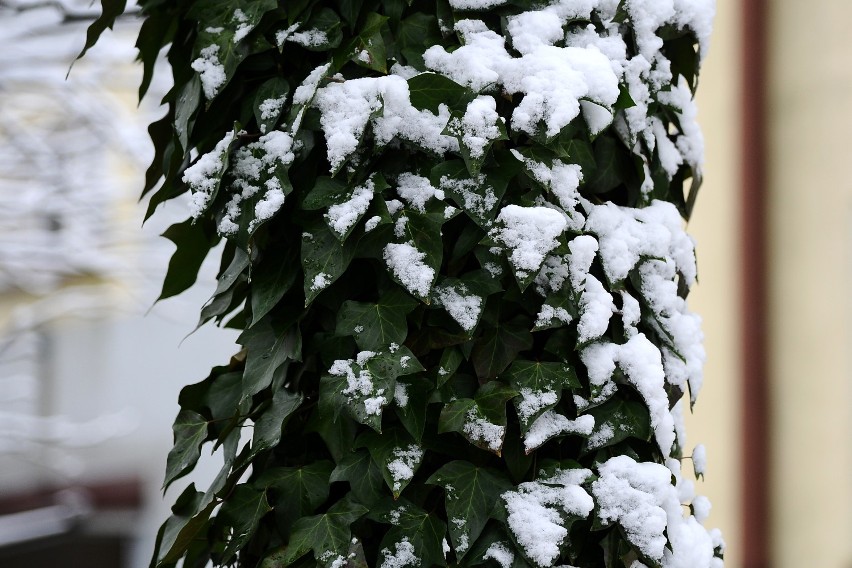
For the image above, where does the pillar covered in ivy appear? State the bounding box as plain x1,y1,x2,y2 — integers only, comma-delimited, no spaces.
84,0,725,566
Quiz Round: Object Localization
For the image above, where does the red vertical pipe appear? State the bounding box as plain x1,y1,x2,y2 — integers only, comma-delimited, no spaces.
740,0,770,565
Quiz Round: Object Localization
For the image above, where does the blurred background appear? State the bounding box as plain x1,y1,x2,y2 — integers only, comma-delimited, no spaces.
0,0,849,567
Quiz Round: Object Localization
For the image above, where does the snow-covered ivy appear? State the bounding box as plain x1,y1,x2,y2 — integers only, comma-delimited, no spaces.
83,0,724,566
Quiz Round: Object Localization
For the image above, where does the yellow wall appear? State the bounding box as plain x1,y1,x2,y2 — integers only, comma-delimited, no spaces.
684,0,743,565
768,0,852,566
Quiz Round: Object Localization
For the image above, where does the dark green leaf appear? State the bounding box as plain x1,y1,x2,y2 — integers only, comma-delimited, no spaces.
438,383,516,455
74,0,127,62
164,410,209,490
582,398,651,452
330,450,386,506
252,387,303,453
361,427,423,498
157,218,217,301
471,321,533,380
249,246,299,326
218,485,272,563
398,13,441,69
351,13,389,72
239,316,301,400
301,221,357,305
280,495,368,567
254,77,290,135
156,485,217,565
335,287,418,350
378,501,447,567
503,360,577,433
426,461,511,560
174,76,201,152
408,73,471,114
256,461,333,531
394,376,432,442
307,408,358,464
435,347,464,387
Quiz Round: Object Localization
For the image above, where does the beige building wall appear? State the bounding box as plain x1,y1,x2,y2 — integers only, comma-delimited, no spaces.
684,0,743,565
768,0,852,567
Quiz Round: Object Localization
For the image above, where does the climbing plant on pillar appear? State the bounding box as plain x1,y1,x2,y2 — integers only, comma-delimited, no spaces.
83,0,725,566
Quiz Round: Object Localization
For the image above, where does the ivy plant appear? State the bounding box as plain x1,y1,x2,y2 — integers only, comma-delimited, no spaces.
84,0,725,567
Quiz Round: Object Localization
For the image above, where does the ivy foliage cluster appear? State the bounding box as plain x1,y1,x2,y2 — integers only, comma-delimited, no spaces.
84,0,723,567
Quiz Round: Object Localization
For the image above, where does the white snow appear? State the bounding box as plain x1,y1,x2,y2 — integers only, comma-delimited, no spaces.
394,382,409,407
581,334,675,455
449,0,508,9
692,443,707,476
483,541,514,568
447,95,503,159
439,174,497,219
380,538,420,568
535,304,573,328
183,131,235,218
493,205,567,277
383,243,435,297
577,275,616,343
433,284,482,331
523,411,595,452
516,388,559,424
387,444,423,493
424,18,619,137
502,468,594,566
396,173,445,212
512,152,585,230
313,75,458,171
191,44,226,99
463,408,505,452
326,178,375,236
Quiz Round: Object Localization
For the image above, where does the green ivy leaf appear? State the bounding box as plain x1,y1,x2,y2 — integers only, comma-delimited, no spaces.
438,382,517,455
435,347,464,387
251,387,303,453
74,0,127,61
298,8,344,52
301,221,357,305
155,484,217,565
256,461,334,532
431,160,505,229
335,287,418,350
330,450,386,506
426,461,512,560
397,13,441,69
157,218,218,302
249,245,299,326
217,485,272,563
503,360,578,433
393,376,432,443
377,501,448,567
253,77,290,135
361,427,424,498
319,347,423,432
197,245,249,328
174,79,202,156
582,397,651,452
279,495,368,567
164,410,209,490
471,320,533,380
431,270,502,335
350,13,388,72
239,316,302,400
386,210,443,301
408,73,471,114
